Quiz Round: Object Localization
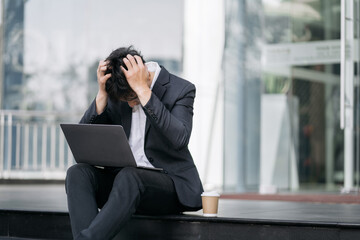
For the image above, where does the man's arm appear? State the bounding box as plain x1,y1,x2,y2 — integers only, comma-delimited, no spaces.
121,55,194,150
79,99,111,124
95,60,111,114
143,84,195,150
80,60,112,124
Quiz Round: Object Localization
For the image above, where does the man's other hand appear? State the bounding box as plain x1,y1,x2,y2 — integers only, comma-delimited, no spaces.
97,60,111,94
95,60,111,114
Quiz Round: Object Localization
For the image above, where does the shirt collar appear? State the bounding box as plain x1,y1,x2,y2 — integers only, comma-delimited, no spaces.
145,61,161,90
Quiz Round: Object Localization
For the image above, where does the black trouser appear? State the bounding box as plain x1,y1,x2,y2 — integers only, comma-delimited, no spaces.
65,163,182,240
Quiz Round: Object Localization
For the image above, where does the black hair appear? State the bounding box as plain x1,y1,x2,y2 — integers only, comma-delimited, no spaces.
104,46,145,101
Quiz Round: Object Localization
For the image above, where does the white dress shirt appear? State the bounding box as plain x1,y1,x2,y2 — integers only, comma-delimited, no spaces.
128,62,161,168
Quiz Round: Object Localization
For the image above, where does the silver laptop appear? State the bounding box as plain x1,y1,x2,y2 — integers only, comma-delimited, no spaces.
60,123,162,171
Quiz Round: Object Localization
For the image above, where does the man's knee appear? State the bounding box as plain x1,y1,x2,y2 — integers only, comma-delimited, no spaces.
65,163,95,191
113,167,142,189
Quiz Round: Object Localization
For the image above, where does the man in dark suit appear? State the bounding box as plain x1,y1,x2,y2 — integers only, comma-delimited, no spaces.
65,46,203,239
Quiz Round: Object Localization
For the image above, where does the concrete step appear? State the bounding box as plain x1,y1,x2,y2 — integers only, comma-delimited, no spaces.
1,204,360,240
1,185,360,239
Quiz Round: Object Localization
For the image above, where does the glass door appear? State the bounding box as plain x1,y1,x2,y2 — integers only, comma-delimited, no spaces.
341,0,360,193
260,0,345,193
223,0,360,195
260,0,360,194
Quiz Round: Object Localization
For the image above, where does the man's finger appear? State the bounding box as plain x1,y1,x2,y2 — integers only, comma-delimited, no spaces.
99,60,107,67
97,61,107,73
126,54,139,71
134,55,144,68
120,66,128,77
123,58,132,72
103,73,112,82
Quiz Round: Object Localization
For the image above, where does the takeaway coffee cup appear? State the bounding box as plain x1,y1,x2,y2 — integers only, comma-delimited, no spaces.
201,191,220,217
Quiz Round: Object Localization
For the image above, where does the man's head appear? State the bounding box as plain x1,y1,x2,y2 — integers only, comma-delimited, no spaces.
105,46,145,102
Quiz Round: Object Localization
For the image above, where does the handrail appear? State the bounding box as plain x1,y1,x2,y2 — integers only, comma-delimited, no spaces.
0,109,83,117
0,110,82,180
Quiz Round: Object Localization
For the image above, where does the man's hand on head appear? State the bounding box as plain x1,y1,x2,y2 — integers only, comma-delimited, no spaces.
97,60,111,94
121,54,152,106
95,60,111,114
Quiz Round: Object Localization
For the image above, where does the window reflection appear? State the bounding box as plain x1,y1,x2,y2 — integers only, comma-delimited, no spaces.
2,0,183,111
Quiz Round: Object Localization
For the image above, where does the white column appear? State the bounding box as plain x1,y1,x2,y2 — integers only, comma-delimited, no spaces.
342,0,354,191
183,0,225,191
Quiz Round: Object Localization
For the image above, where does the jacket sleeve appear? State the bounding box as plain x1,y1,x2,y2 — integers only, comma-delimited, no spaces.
142,83,195,150
79,98,112,124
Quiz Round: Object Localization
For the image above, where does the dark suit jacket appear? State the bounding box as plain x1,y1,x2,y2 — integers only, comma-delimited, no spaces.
79,66,203,209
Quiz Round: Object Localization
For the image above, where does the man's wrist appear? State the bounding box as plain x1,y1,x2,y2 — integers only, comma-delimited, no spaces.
96,90,108,100
136,87,152,106
96,90,108,114
133,83,150,95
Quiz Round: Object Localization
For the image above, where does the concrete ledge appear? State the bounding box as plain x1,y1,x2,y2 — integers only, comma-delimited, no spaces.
1,208,360,240
1,185,360,239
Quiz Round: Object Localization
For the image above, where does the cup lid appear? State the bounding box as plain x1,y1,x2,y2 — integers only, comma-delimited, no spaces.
201,191,220,197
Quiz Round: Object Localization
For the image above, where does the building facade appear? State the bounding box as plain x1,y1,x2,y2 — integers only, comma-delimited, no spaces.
1,0,360,197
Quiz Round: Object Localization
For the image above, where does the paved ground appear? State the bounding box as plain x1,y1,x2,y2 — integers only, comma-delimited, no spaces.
0,184,67,212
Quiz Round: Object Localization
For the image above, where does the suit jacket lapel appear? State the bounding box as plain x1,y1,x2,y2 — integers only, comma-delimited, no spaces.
121,102,132,139
145,66,169,135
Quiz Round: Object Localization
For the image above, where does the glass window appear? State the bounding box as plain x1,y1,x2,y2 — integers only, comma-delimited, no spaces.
223,0,360,194
0,0,184,177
